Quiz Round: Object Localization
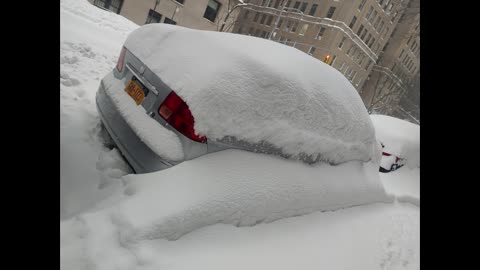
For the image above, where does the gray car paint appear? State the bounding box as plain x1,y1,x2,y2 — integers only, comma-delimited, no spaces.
96,48,317,173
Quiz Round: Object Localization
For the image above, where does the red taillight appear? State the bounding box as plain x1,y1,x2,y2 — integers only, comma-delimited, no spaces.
159,91,207,143
116,47,127,72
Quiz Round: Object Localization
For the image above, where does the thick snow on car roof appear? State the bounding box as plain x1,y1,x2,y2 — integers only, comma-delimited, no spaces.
370,114,420,168
125,24,379,164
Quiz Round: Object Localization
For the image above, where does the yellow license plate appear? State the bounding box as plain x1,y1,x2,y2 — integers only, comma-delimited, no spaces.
125,80,145,105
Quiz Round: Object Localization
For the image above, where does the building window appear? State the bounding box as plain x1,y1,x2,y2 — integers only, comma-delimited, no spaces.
360,29,367,40
346,45,354,56
174,0,184,4
366,60,373,70
349,16,357,29
358,0,367,10
351,47,358,58
407,35,413,45
398,49,404,59
261,0,266,6
299,23,309,36
243,10,250,19
309,4,318,16
379,0,386,6
366,7,374,20
285,0,292,8
369,11,377,24
260,14,267,24
248,27,254,35
373,17,381,30
326,7,336,19
358,55,365,65
266,15,274,26
300,2,308,13
268,0,274,7
330,55,337,66
94,0,124,14
315,27,326,39
348,68,355,78
411,42,417,51
338,62,345,72
365,33,372,44
387,3,394,13
285,20,292,31
368,38,375,48
203,0,221,22
383,27,389,38
378,21,385,34
350,71,357,81
278,18,283,28
293,1,301,10
338,36,346,48
262,30,268,38
291,21,298,32
383,0,391,10
145,9,162,24
255,29,261,36
164,17,176,25
238,26,243,34
274,0,281,9
356,78,362,87
356,25,364,36
253,12,259,22
391,11,398,22
308,46,316,55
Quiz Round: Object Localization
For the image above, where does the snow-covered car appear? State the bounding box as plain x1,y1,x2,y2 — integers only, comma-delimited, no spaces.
380,142,407,172
370,115,420,173
96,24,381,173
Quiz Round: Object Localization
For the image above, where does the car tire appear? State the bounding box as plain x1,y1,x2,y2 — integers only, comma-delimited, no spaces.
98,121,116,150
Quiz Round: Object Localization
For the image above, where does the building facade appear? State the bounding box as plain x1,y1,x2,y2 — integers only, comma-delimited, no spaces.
361,0,419,115
89,0,241,31
232,0,408,92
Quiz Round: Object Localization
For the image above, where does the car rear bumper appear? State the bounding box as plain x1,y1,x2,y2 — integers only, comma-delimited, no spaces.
96,80,176,173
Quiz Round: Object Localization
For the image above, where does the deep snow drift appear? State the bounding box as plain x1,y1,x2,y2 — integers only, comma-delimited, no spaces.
60,0,138,219
61,201,419,270
65,150,390,241
124,24,380,165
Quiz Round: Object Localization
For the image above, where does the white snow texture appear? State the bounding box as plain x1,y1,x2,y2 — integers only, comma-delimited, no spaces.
102,72,185,161
65,150,390,241
124,24,381,165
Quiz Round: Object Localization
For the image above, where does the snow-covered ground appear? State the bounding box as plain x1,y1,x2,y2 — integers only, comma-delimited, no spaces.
60,0,420,269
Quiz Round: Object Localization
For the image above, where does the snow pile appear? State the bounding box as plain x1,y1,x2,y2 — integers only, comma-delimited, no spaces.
61,0,137,36
380,167,420,206
102,72,184,161
124,24,380,165
60,0,138,219
371,114,420,168
61,150,390,269
62,203,418,270
62,150,389,242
